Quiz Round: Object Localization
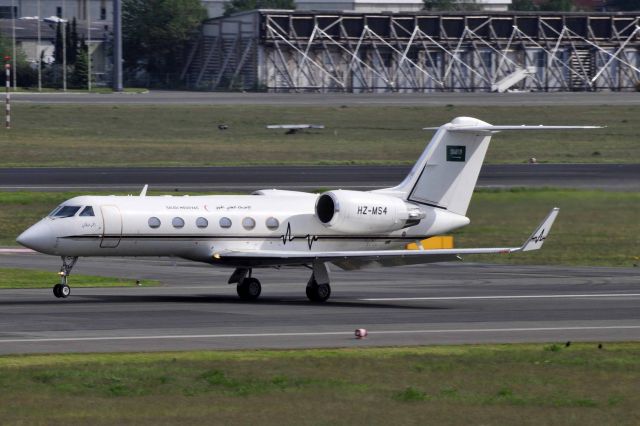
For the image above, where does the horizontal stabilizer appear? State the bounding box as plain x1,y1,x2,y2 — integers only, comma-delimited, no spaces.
423,125,602,132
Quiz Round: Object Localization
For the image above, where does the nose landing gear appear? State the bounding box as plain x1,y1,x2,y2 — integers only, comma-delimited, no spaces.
53,256,77,299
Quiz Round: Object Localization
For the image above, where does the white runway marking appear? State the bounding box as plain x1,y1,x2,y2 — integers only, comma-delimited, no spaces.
2,325,640,344
361,293,640,301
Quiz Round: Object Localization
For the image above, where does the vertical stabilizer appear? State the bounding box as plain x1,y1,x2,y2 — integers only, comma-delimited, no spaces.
377,116,493,216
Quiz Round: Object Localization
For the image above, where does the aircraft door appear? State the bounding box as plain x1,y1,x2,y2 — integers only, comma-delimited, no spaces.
100,205,122,248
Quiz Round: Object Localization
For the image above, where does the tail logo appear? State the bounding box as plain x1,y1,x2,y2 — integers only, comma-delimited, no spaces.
446,145,466,162
531,229,546,244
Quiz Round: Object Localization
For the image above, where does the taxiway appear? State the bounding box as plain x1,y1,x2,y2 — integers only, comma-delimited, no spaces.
1,163,638,191
0,252,638,354
11,90,640,106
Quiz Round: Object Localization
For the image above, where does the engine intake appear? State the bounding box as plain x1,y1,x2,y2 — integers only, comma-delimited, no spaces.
315,190,423,234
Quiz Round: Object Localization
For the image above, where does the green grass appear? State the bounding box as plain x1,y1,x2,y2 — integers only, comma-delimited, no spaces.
0,104,637,166
1,189,638,267
454,188,640,267
0,267,158,289
0,343,639,424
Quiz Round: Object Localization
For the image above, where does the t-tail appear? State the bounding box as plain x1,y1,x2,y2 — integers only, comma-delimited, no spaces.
376,116,601,216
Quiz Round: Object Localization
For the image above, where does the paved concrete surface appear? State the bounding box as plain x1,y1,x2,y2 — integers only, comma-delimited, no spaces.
0,252,638,354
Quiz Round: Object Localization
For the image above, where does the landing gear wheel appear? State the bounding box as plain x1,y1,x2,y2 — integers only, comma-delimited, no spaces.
53,256,78,299
59,284,71,298
237,277,261,301
306,281,331,303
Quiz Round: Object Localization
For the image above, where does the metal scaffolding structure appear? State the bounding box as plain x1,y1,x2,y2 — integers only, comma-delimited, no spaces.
181,10,640,92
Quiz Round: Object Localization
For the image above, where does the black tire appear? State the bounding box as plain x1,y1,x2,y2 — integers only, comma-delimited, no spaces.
306,282,331,303
237,278,261,300
59,284,71,298
53,284,62,298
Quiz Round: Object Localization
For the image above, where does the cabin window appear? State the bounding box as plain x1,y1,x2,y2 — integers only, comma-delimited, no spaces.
219,217,232,228
148,217,161,228
52,206,81,218
242,217,256,230
266,217,279,230
196,217,209,228
79,206,95,217
172,217,185,229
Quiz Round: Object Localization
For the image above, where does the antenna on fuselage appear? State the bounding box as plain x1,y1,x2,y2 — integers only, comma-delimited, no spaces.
140,184,148,197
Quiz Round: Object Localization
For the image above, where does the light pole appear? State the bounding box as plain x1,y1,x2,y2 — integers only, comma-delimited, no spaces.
11,0,16,89
37,0,41,91
62,0,67,91
113,0,123,92
87,1,92,91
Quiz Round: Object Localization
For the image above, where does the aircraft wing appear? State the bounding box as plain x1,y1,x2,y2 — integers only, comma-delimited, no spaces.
215,208,559,269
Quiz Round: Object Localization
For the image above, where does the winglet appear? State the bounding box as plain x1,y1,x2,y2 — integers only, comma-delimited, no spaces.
519,207,560,252
140,184,148,197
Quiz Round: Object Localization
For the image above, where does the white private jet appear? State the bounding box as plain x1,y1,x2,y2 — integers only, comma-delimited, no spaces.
17,117,598,302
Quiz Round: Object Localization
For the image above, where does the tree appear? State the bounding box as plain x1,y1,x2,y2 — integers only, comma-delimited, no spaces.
224,0,295,16
423,0,480,11
0,34,37,87
67,18,79,66
71,41,89,88
123,0,207,82
510,0,538,11
607,0,640,11
539,0,573,11
53,22,63,64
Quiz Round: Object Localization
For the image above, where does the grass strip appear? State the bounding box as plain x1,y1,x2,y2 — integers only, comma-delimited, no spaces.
455,188,640,267
0,343,638,424
0,104,637,166
0,267,158,289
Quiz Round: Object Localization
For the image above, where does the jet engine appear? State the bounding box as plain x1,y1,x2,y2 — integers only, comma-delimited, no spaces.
315,190,424,234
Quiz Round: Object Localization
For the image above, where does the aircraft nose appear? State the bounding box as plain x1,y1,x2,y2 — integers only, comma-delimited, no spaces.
16,221,57,253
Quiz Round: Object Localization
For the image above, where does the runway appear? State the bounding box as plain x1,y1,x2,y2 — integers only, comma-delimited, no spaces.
1,163,638,191
0,252,638,354
11,90,640,106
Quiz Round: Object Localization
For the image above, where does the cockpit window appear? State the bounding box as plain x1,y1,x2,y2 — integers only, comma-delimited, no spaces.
52,206,81,218
79,206,95,217
48,206,63,217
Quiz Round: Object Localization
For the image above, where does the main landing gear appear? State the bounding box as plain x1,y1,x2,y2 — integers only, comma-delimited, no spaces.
227,262,332,303
53,256,77,299
229,268,262,301
306,277,331,303
306,262,331,303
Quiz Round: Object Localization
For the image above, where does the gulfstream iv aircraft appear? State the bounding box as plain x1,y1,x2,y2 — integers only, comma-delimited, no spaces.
17,117,597,302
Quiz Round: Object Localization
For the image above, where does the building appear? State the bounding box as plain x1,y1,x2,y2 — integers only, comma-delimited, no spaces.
181,9,640,92
0,0,112,21
201,0,226,18
0,0,112,82
201,0,514,18
296,0,425,13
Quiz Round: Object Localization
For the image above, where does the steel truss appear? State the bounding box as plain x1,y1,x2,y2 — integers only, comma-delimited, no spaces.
182,11,640,92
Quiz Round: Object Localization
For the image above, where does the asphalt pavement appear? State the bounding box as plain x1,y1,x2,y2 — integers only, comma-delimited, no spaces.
0,252,638,354
1,163,638,191
11,90,640,106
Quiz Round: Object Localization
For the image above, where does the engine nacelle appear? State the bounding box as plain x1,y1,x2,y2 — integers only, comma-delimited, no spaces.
315,190,423,234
